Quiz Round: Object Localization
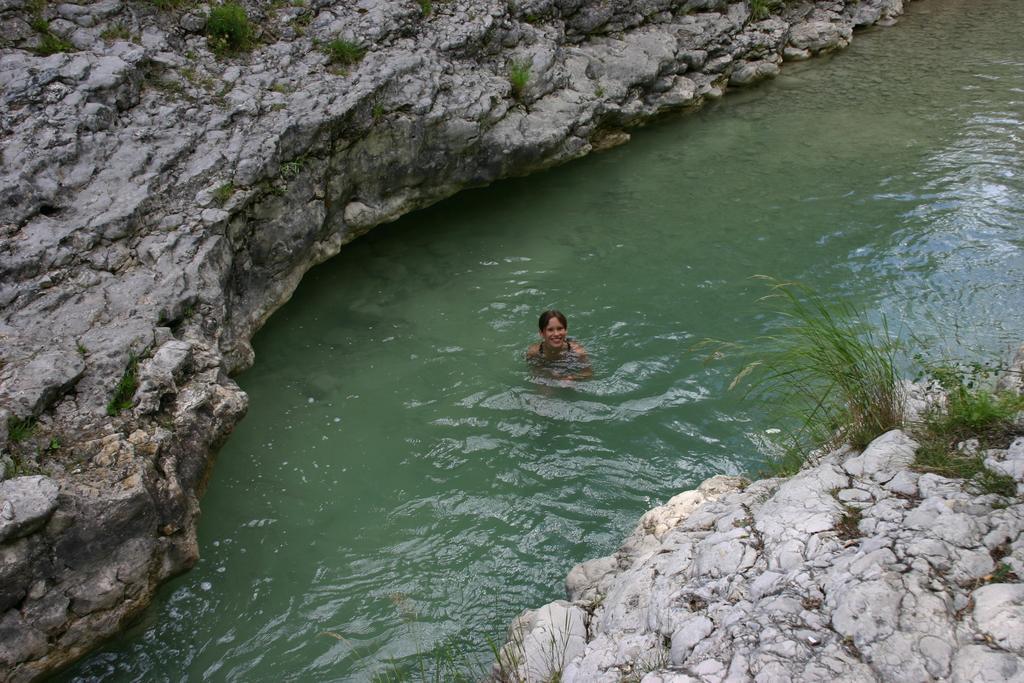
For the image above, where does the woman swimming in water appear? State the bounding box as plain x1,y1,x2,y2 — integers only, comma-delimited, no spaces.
526,310,592,380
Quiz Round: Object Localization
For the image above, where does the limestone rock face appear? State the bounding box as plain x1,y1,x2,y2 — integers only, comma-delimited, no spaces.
0,0,919,677
0,477,59,544
497,428,1024,682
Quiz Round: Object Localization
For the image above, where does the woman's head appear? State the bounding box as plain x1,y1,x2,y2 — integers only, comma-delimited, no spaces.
538,310,567,331
538,310,569,351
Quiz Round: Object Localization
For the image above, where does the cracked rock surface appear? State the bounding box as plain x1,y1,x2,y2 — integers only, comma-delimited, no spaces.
2,0,915,677
495,423,1024,682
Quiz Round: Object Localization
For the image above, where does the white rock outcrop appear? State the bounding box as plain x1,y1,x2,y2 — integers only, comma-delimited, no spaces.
498,428,1024,682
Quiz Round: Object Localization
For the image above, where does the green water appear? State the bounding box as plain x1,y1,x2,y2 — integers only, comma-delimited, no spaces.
67,1,1024,680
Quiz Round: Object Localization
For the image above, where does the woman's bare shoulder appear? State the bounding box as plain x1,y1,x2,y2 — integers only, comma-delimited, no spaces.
526,343,542,358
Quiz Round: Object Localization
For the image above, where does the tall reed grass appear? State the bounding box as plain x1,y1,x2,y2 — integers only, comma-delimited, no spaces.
714,278,1024,489
719,278,904,475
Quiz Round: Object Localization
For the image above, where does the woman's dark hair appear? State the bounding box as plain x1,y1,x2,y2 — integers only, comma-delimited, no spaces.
538,310,567,331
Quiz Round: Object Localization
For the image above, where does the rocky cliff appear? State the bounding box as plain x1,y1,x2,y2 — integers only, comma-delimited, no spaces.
1,0,914,677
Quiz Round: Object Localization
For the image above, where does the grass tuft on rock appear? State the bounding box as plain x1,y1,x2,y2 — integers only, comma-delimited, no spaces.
836,505,862,540
749,0,783,21
323,39,366,69
507,59,531,101
206,2,253,54
911,361,1023,497
213,182,235,204
106,355,140,416
33,18,75,55
990,562,1019,583
149,0,191,8
100,23,132,43
7,416,37,444
723,278,904,475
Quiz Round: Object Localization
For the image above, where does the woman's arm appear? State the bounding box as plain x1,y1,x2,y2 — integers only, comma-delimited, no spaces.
570,346,593,380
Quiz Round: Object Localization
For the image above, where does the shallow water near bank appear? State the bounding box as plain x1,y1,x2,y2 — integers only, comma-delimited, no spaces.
65,1,1024,679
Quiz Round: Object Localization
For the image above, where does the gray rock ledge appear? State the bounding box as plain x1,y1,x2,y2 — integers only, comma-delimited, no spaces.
1,0,919,677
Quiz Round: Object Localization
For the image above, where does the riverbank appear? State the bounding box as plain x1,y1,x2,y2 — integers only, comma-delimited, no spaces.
1,0,919,678
494,356,1024,681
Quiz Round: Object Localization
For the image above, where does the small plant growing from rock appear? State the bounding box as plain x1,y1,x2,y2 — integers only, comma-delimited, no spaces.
508,59,531,101
418,0,432,16
106,355,140,416
213,182,235,204
323,39,366,71
7,416,37,444
988,562,1018,583
181,66,215,90
911,361,1023,497
749,0,783,21
801,595,822,610
100,23,131,42
621,637,671,682
145,72,188,98
836,505,862,540
32,18,74,55
206,2,253,55
292,9,312,36
280,157,305,180
4,454,35,478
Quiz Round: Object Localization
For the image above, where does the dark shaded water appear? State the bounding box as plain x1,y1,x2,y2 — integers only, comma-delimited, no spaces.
66,1,1024,679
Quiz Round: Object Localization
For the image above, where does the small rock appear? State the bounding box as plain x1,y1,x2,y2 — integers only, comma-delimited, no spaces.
0,611,48,668
884,470,919,497
957,438,980,455
972,584,1024,651
0,349,85,416
492,601,587,682
344,201,377,229
201,208,230,225
670,615,714,665
783,46,811,61
729,60,779,86
180,12,206,32
836,488,871,503
0,476,60,543
843,429,918,483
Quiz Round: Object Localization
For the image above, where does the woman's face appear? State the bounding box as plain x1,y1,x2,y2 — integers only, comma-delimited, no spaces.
540,318,567,349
